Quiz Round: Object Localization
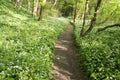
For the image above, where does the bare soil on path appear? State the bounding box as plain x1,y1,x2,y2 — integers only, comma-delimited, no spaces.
52,24,89,80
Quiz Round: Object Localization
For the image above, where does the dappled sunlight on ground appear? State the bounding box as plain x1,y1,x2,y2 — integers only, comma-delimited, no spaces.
52,24,89,80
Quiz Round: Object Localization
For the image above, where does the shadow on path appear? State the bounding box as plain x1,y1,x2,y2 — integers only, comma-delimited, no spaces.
52,24,89,80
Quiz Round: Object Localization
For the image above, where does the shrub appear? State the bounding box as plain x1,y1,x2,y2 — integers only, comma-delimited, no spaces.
74,23,120,80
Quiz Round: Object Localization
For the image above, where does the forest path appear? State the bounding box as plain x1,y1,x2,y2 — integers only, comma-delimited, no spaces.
52,24,89,80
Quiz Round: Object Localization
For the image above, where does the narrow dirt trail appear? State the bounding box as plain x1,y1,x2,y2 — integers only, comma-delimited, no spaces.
52,24,89,80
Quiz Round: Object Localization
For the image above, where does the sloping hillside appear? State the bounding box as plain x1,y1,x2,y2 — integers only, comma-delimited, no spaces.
0,0,68,80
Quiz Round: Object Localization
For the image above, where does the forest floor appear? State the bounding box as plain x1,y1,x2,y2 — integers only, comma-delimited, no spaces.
52,24,89,80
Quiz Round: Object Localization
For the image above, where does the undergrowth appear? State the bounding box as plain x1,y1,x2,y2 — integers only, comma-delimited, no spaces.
74,23,120,80
0,0,68,80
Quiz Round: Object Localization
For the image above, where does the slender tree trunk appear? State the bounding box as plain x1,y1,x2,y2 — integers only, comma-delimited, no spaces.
38,5,43,21
80,0,89,37
51,0,57,9
38,0,46,21
15,0,21,9
27,0,31,11
82,0,102,37
33,0,39,16
73,0,78,22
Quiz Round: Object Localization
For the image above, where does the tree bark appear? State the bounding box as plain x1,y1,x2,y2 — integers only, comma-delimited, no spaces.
51,0,58,9
38,0,46,21
38,5,43,21
97,24,120,32
33,0,39,16
73,0,78,22
82,0,102,37
27,0,31,11
15,0,21,9
80,0,89,37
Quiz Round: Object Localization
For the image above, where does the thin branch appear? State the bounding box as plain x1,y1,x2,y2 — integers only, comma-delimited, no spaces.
97,23,120,32
96,6,118,25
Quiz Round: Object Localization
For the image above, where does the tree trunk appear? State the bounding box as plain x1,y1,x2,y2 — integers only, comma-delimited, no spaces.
82,0,102,37
27,0,31,11
73,0,78,22
15,0,21,9
38,0,46,21
38,5,43,21
33,0,39,16
52,0,58,9
97,23,120,32
80,0,89,37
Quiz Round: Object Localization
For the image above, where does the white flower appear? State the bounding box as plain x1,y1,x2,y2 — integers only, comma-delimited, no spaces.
12,66,22,70
0,71,5,75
